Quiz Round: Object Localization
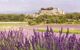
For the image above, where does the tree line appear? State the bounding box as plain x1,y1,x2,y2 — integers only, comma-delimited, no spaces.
0,14,25,22
0,13,80,25
28,13,80,25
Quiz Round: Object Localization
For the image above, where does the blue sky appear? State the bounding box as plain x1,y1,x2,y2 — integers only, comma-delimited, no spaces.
0,0,80,13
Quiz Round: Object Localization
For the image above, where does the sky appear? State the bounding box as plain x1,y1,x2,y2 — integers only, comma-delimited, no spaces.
0,0,80,14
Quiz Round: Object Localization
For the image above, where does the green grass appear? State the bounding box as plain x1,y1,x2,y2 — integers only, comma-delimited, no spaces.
0,22,27,26
38,29,80,34
0,22,28,30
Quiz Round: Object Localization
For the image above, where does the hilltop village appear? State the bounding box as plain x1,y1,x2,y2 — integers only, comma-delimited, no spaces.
30,7,65,17
0,7,80,25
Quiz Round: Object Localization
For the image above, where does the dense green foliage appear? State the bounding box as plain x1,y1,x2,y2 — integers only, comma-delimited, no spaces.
28,13,80,25
0,14,25,22
0,13,80,25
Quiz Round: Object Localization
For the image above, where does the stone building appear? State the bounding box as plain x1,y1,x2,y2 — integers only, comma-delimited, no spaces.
31,7,65,17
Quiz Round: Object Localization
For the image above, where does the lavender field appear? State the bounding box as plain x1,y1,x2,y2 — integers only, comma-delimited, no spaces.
0,25,80,50
0,0,80,50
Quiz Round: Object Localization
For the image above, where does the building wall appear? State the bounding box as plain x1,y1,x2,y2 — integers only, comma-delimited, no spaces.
31,7,65,17
39,8,64,15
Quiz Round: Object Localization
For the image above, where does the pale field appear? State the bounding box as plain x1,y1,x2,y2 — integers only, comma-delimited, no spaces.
0,22,80,38
0,22,80,32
